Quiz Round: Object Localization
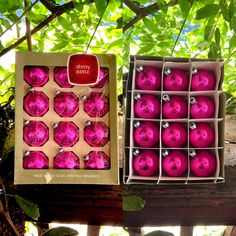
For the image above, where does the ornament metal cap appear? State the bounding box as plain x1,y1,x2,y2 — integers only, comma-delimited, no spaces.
162,94,170,102
133,149,140,156
162,121,169,128
190,97,196,104
24,120,30,126
162,149,169,156
29,86,35,91
134,93,141,100
190,122,197,129
85,120,91,127
24,151,30,157
84,155,90,161
58,147,64,153
164,67,171,75
53,123,58,129
82,95,87,101
192,68,198,75
189,149,196,157
56,90,61,95
134,121,141,128
136,65,144,72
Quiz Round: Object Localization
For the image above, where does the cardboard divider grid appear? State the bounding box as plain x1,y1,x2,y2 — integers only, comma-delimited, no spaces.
124,56,225,185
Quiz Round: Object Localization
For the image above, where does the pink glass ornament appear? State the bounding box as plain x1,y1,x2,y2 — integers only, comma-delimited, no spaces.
190,150,216,177
91,67,109,88
135,66,161,90
162,122,187,147
162,150,188,177
134,94,160,119
23,151,48,169
190,96,215,119
54,67,73,88
84,92,109,117
24,90,49,117
53,121,79,147
54,92,79,117
84,121,109,147
191,69,216,91
189,122,215,148
162,95,187,119
24,66,49,87
84,151,110,169
133,121,159,147
133,150,159,177
23,121,49,146
54,151,79,169
163,68,189,91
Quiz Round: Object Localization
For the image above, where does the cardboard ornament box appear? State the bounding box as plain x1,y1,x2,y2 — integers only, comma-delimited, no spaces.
124,56,225,184
14,52,119,185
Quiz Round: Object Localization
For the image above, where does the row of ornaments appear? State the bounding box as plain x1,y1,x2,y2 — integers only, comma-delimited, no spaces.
24,66,109,88
24,90,109,118
133,121,215,148
135,66,217,91
132,149,216,178
24,120,109,147
23,150,110,170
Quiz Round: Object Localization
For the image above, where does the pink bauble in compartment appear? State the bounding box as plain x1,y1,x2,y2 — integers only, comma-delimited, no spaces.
24,66,49,87
84,151,110,169
84,92,109,117
54,151,79,169
162,95,187,119
191,69,216,91
54,67,73,88
23,121,49,146
162,122,187,147
24,91,49,117
190,150,216,177
134,94,160,119
162,150,188,177
53,121,79,147
135,66,161,90
84,121,109,147
190,96,215,119
23,151,48,169
54,92,79,117
133,150,159,177
91,67,109,88
163,68,189,91
189,122,215,148
133,121,159,147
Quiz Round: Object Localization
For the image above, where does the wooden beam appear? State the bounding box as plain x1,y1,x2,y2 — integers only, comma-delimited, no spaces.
87,225,100,236
180,226,193,236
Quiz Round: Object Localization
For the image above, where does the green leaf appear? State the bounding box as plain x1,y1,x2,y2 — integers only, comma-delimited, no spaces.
220,0,230,22
195,4,219,20
229,34,236,52
143,18,157,32
145,230,174,236
73,1,83,12
204,25,214,41
15,195,40,220
95,0,107,17
215,27,220,46
123,195,146,211
116,16,123,29
208,42,218,58
179,0,190,18
51,41,68,51
231,15,236,31
42,227,78,236
157,0,168,14
58,17,74,32
0,0,20,13
229,0,236,19
0,41,4,53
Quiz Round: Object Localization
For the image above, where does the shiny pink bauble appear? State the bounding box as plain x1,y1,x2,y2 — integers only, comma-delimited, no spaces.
191,70,216,91
84,121,109,147
190,96,215,119
135,66,161,90
23,151,48,169
163,68,189,91
23,121,49,146
133,122,159,147
162,150,188,177
84,92,109,117
162,123,187,147
54,67,73,88
133,150,159,176
84,151,110,169
189,122,215,148
134,94,160,119
53,151,79,169
190,150,216,177
24,91,49,117
24,66,49,87
162,96,187,119
53,121,79,147
91,67,109,88
54,92,79,117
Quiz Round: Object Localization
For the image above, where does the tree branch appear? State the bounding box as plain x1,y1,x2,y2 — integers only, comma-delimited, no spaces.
123,0,140,14
25,0,32,51
40,0,57,12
